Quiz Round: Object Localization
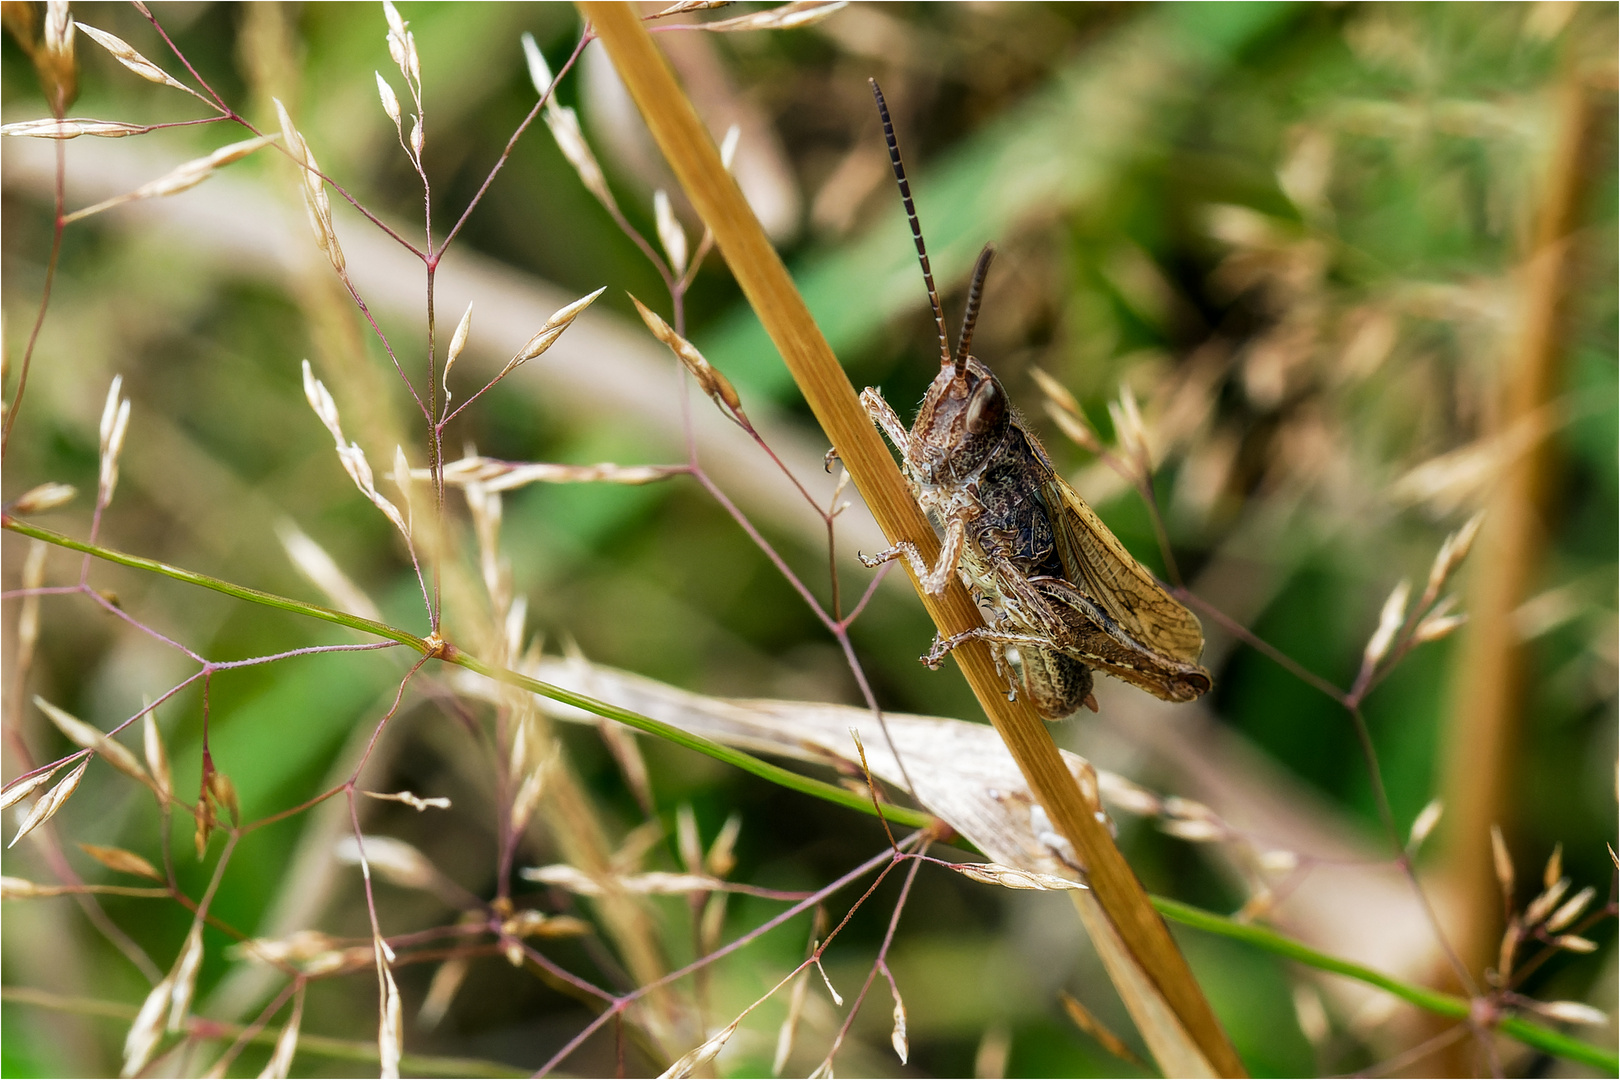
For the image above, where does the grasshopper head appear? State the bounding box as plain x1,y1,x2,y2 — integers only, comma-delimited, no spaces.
908,356,1010,484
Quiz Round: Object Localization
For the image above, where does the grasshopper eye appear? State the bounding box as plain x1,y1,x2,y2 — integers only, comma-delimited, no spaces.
965,377,1005,435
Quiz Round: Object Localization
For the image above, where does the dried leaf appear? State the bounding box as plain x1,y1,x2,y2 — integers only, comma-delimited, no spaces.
80,843,161,881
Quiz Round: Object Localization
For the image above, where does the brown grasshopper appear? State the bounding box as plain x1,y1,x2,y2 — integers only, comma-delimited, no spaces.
858,80,1211,719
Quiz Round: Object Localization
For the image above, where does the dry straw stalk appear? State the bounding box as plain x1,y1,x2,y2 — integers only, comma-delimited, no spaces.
580,4,1242,1075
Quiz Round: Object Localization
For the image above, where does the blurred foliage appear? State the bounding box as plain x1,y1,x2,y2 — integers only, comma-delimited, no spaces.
2,2,1615,1077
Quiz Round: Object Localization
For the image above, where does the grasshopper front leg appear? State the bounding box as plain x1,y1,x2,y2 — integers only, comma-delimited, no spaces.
860,386,912,451
859,511,966,595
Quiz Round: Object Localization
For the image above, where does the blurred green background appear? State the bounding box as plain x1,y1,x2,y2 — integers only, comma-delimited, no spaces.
2,2,1614,1076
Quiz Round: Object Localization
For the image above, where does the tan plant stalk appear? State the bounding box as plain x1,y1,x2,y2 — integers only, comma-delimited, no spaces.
578,4,1243,1075
1437,71,1600,1003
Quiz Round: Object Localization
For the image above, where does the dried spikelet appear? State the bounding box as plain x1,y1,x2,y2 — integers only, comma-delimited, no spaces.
1059,990,1146,1068
1106,383,1152,472
706,812,742,878
1413,607,1467,644
378,951,403,1080
35,702,137,784
699,892,726,953
1291,983,1330,1045
11,481,76,513
1,118,147,138
9,758,89,847
80,843,162,881
375,71,401,129
1525,877,1570,927
208,768,240,826
335,835,436,891
260,988,303,1080
1535,1000,1608,1026
1545,885,1595,933
418,955,469,1030
1160,818,1226,842
303,945,376,977
501,909,591,939
122,976,174,1077
62,134,279,224
300,362,408,537
1490,825,1515,901
654,190,689,275
229,929,342,967
719,123,741,170
654,0,733,15
1093,772,1160,817
1,875,48,898
1543,843,1563,890
1551,934,1599,954
1362,578,1411,668
75,22,188,91
1406,798,1443,850
520,32,553,95
508,288,605,372
363,790,450,812
168,921,204,1032
442,301,473,400
424,456,675,491
544,99,619,214
885,967,908,1064
0,769,56,812
509,741,556,836
599,718,654,814
276,520,384,622
772,963,812,1075
98,375,131,507
949,861,1086,891
273,100,346,273
143,709,171,798
676,803,703,872
702,1,847,31
1258,849,1299,873
630,294,746,421
661,1020,740,1079
37,0,76,107
1426,510,1486,596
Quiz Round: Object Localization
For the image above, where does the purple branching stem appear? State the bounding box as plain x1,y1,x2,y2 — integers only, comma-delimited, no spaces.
139,4,229,112
2,138,65,459
204,979,302,1077
534,840,918,1077
840,560,893,628
32,820,165,983
441,29,593,254
818,848,926,1073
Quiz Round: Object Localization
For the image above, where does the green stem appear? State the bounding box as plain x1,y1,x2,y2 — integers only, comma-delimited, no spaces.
2,517,931,831
1152,896,1617,1073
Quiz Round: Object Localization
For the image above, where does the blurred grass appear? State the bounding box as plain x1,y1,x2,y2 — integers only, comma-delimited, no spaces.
2,2,1615,1077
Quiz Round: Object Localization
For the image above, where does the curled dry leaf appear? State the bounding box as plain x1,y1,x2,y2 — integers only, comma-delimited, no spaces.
75,22,190,91
11,481,76,513
79,843,162,881
9,758,90,848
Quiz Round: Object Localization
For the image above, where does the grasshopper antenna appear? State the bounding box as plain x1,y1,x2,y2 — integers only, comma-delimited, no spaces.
955,243,995,367
871,78,954,376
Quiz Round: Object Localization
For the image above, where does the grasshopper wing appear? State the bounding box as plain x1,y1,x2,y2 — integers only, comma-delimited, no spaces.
1041,469,1207,666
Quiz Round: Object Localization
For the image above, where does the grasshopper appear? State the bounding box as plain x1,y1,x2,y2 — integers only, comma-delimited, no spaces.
858,80,1212,719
